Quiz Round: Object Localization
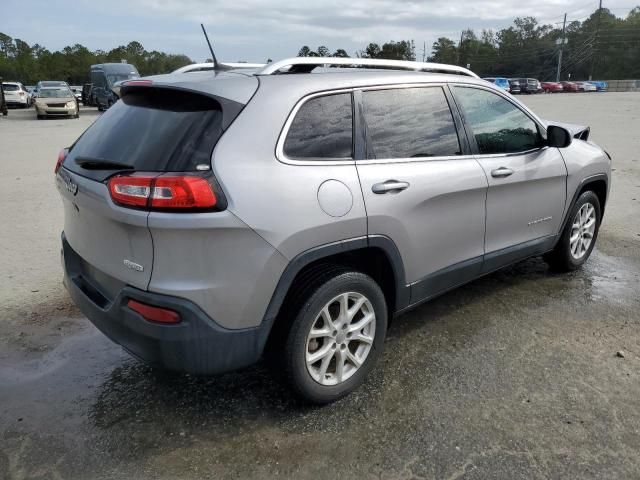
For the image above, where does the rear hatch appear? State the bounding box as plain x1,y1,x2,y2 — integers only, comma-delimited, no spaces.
3,84,20,99
57,82,250,293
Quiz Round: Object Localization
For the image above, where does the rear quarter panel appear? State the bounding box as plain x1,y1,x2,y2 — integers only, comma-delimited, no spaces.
211,79,368,261
147,210,288,329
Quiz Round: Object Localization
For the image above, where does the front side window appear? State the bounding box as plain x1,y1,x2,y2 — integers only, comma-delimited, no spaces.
362,87,461,159
453,86,543,154
283,93,353,159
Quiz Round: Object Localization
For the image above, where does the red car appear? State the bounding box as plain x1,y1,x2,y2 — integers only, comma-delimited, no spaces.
541,81,564,93
560,81,579,92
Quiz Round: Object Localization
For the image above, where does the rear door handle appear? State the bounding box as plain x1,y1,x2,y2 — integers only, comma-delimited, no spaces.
372,180,410,194
491,167,514,178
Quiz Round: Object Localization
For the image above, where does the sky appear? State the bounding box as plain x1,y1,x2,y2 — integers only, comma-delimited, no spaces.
2,0,637,62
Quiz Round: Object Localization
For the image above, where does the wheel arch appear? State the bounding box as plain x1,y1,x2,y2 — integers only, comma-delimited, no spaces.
578,177,607,216
557,173,608,241
260,236,409,355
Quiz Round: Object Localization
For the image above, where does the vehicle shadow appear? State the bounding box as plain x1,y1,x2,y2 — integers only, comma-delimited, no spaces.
86,256,581,444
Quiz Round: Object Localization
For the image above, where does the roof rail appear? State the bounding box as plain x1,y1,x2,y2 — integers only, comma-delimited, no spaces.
258,57,478,78
172,62,266,74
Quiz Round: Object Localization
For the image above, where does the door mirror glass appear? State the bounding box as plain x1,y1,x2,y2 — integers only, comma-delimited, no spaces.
547,125,572,148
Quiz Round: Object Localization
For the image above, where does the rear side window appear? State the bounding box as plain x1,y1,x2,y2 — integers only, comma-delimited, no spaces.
283,93,353,159
362,87,461,159
66,88,226,175
453,86,543,155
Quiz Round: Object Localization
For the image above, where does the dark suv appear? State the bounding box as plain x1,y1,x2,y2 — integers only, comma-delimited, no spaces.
511,78,538,94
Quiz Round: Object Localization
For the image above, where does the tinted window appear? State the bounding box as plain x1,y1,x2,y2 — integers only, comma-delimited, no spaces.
284,93,352,159
91,72,106,88
362,87,461,159
65,88,227,177
453,87,543,154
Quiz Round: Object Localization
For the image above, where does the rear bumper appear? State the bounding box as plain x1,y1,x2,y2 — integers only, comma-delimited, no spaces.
62,234,266,375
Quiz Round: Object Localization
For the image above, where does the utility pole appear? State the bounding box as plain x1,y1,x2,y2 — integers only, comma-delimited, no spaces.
422,41,426,62
457,31,464,65
589,0,603,80
556,13,567,82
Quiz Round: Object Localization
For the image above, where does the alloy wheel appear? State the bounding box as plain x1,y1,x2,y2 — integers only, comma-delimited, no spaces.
305,292,376,386
570,203,596,259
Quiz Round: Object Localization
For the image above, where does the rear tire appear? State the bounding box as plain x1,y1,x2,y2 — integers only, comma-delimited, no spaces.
545,191,601,271
282,269,387,404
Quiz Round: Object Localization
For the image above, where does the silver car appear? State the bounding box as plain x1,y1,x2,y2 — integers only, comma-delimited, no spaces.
56,57,611,403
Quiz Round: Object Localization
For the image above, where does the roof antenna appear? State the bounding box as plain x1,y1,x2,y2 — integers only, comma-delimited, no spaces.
201,23,219,69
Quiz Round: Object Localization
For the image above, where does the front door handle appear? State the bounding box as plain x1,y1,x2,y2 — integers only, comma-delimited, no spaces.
372,180,410,194
491,167,514,178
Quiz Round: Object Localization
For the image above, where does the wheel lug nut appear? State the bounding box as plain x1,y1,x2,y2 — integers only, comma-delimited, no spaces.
332,343,336,349
342,324,347,330
332,330,337,336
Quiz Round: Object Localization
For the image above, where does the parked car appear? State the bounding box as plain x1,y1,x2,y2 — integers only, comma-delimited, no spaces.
560,81,579,92
56,57,610,403
590,80,608,92
483,77,510,92
512,78,540,94
81,83,93,106
34,86,79,119
1,82,30,108
508,79,521,94
90,63,140,111
576,81,597,92
541,81,564,93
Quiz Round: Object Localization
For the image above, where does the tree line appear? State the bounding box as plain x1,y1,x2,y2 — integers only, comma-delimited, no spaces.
1,6,638,85
299,7,639,80
0,36,192,85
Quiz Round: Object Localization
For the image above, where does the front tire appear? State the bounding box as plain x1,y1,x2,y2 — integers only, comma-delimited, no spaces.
545,191,601,271
283,269,387,404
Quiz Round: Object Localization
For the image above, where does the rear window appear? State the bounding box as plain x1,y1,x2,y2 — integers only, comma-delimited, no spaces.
3,84,19,91
66,88,225,176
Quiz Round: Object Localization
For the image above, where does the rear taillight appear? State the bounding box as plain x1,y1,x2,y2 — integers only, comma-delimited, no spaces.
55,148,68,174
108,174,218,211
127,299,181,324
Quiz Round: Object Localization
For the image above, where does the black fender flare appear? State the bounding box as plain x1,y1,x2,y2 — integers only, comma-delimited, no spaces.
256,235,409,351
556,173,609,245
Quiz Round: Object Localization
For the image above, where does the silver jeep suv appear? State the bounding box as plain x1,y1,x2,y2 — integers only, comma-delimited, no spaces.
56,58,610,403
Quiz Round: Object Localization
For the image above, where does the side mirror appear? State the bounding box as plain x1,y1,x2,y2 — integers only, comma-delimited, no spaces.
547,125,572,148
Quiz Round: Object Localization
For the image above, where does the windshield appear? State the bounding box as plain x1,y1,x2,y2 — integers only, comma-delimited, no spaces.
107,73,139,86
39,88,72,98
3,84,20,91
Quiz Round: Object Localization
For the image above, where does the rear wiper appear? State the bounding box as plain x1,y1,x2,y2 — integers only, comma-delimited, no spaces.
75,156,134,170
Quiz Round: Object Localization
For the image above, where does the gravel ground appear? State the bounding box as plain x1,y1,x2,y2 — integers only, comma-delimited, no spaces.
0,94,639,480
